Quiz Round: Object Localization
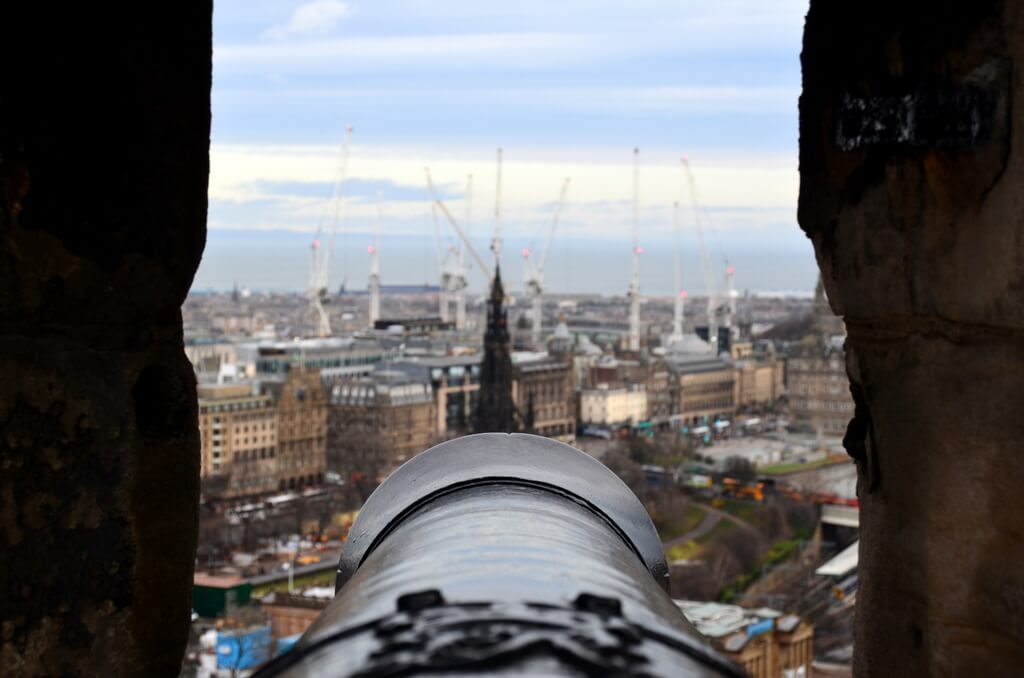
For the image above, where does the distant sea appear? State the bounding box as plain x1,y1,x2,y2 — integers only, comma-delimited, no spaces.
192,229,819,298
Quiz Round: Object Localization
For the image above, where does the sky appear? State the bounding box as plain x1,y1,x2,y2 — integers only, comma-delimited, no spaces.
197,0,816,296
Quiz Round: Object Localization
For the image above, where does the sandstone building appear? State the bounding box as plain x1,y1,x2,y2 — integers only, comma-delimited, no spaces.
265,369,329,491
786,277,854,437
197,382,279,498
786,338,853,437
579,384,648,428
665,336,737,427
512,351,576,442
733,356,785,410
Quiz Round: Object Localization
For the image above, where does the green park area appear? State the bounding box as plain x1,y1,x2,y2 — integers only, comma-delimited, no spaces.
759,456,847,475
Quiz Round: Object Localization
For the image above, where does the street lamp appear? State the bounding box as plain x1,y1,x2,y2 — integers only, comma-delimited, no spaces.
282,561,294,593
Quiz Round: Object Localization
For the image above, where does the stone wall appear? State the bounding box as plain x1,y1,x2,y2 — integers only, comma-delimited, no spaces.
0,4,211,676
800,1,1024,674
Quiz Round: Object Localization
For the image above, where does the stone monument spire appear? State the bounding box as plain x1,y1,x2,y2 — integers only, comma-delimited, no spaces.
472,266,518,433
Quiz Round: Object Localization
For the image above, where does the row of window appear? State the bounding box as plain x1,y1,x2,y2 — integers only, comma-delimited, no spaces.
201,399,269,414
234,447,275,462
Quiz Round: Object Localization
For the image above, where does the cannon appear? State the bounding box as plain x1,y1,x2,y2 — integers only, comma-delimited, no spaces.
256,433,745,677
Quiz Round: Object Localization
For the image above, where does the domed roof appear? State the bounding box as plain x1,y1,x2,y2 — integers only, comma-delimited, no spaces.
667,333,713,356
575,333,602,356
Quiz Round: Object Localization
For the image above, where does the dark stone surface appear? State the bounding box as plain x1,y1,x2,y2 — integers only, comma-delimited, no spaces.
801,2,1024,675
0,4,210,675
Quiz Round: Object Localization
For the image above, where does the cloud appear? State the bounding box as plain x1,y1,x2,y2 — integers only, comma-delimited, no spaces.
209,143,798,225
218,32,609,73
243,178,461,203
265,0,353,40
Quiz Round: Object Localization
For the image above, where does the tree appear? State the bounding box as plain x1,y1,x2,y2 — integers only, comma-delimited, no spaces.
327,417,393,503
723,456,756,485
755,503,790,541
196,505,230,571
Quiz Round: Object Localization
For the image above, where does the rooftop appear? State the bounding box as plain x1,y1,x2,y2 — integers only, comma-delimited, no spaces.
675,600,782,639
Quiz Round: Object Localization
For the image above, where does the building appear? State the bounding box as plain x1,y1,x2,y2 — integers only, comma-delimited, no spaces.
383,355,481,438
665,335,737,427
197,382,279,497
253,337,401,377
787,337,854,436
579,384,648,429
676,601,814,678
787,276,854,437
266,369,329,491
645,362,676,427
192,573,252,619
511,351,576,442
260,589,332,639
372,316,454,333
733,358,785,410
327,371,437,476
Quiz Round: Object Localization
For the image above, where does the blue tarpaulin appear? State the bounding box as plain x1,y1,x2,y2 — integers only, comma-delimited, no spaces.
216,626,272,670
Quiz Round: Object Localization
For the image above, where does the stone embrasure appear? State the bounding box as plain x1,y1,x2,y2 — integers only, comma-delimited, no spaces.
800,2,1024,675
0,4,211,676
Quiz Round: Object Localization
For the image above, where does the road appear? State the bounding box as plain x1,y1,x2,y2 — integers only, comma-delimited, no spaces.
662,503,759,549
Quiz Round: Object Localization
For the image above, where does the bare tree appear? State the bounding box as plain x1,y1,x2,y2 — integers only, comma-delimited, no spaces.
327,415,395,503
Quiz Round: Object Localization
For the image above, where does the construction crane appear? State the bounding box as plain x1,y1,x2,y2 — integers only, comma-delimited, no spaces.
428,176,493,283
424,168,452,323
308,124,353,337
627,148,642,352
680,153,718,353
668,200,685,345
367,190,382,328
522,177,570,349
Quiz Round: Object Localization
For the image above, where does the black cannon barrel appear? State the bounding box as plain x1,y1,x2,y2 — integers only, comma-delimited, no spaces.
257,433,745,677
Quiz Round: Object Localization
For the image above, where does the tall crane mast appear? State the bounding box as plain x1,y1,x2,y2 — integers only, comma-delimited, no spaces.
681,154,717,353
454,174,472,331
368,190,382,328
724,263,737,341
309,124,353,337
627,148,642,352
523,177,571,349
669,201,684,344
424,168,451,323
